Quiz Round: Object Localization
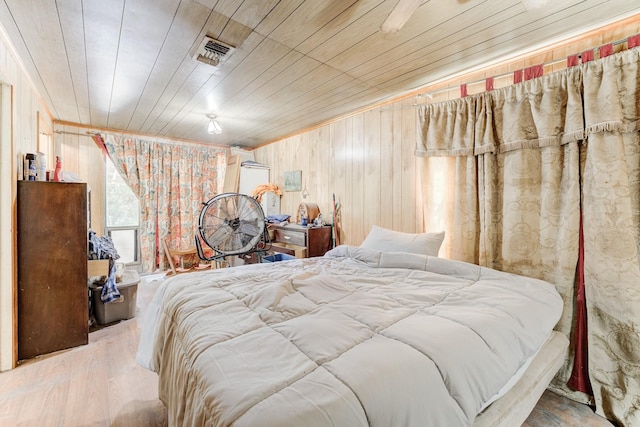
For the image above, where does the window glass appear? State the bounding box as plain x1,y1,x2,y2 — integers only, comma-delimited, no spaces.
105,158,139,227
105,157,139,264
108,229,138,264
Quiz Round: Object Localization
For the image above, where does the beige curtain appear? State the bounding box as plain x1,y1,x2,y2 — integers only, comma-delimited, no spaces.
417,95,492,262
421,156,478,261
417,51,640,423
478,69,584,402
581,49,640,425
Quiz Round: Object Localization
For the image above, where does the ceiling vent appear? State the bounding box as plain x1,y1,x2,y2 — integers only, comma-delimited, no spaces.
194,36,234,68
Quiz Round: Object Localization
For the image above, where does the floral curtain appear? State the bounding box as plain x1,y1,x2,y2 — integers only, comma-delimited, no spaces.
417,48,640,425
103,134,226,272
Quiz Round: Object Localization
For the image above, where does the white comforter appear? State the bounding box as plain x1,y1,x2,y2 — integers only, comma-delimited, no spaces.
138,246,563,426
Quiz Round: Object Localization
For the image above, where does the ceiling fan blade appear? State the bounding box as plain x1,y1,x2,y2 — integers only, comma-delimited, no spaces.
521,0,552,10
380,0,422,33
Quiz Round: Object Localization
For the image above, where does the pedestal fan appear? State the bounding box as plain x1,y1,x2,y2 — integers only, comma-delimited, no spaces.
195,192,270,262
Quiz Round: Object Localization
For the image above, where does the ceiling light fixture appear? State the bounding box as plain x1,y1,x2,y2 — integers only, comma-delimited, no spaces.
207,114,222,134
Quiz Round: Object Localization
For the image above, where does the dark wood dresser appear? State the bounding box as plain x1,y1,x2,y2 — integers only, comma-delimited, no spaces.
17,181,88,360
269,224,333,258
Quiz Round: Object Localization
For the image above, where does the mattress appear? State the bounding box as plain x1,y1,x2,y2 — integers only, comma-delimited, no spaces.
138,245,564,426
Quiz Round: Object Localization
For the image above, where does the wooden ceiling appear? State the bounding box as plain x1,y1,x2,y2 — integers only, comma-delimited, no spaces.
0,0,638,148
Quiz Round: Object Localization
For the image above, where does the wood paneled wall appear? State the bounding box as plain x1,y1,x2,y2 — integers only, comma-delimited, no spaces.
0,21,54,370
254,16,640,247
254,97,422,246
53,124,105,234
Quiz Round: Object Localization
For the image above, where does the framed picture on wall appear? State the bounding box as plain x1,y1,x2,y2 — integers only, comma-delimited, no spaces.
284,170,302,192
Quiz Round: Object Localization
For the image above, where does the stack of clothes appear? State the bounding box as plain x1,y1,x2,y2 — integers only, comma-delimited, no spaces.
88,230,121,303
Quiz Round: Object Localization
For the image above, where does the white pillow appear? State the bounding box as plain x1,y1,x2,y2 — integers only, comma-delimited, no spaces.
360,225,445,257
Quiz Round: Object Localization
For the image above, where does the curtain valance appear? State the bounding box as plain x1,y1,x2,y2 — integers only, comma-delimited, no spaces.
416,97,475,157
490,68,584,153
583,48,640,135
416,94,495,157
417,64,588,156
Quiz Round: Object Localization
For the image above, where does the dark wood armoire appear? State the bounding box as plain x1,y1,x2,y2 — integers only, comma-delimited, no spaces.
17,181,88,360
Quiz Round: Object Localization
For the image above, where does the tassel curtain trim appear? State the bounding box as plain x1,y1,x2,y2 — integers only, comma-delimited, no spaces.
585,120,637,134
496,135,577,153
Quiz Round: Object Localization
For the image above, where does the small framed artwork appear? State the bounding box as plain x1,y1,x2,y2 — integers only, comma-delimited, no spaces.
284,170,302,192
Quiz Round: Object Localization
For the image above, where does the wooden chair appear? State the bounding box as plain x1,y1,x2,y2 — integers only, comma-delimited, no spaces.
162,238,213,276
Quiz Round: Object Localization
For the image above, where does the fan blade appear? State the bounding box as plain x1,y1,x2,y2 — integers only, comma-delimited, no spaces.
380,0,422,33
207,224,233,248
521,0,552,10
219,197,236,220
237,220,260,237
236,196,256,219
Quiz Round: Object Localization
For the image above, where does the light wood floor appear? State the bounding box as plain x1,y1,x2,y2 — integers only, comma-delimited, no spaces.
0,275,613,426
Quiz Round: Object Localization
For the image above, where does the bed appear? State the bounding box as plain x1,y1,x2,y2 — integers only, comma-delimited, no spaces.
137,243,568,426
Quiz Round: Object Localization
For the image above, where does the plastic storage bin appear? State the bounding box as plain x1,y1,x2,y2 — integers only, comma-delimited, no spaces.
91,271,139,325
262,253,296,263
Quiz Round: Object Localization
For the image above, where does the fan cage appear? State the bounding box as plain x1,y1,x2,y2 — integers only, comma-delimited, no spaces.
195,192,271,262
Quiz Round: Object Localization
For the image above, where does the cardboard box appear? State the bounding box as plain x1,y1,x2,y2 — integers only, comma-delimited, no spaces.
88,259,109,277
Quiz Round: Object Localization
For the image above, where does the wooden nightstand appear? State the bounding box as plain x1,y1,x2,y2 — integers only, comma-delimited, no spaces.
268,224,333,258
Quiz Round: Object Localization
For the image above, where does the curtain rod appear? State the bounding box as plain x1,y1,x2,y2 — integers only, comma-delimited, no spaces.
53,120,228,149
53,129,228,150
410,36,632,106
99,130,228,149
54,129,99,137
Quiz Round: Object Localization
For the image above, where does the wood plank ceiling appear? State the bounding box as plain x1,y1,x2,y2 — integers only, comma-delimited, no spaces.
0,0,638,148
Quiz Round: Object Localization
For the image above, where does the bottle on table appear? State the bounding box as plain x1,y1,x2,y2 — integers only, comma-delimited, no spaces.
54,156,62,182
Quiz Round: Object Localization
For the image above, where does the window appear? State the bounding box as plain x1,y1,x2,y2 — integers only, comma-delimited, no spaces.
105,157,140,265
